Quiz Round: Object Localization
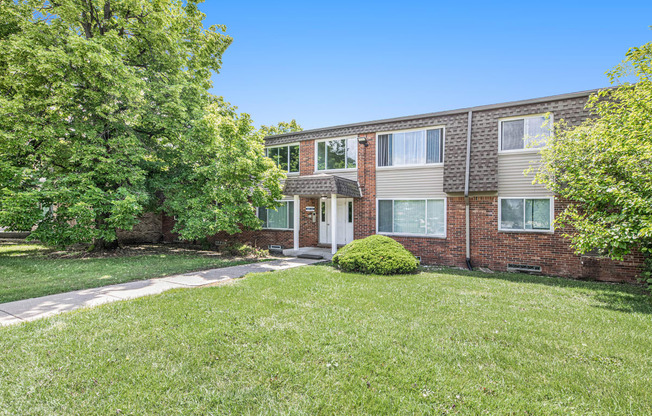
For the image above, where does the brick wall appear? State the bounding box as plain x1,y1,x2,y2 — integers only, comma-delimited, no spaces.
117,212,163,243
354,133,376,239
467,196,643,282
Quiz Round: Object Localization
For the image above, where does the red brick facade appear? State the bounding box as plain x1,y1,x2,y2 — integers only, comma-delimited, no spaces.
159,92,645,283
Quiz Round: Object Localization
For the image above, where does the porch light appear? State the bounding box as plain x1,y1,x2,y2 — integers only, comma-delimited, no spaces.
357,135,368,146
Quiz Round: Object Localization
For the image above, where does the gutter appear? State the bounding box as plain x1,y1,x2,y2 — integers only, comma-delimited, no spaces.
464,111,473,271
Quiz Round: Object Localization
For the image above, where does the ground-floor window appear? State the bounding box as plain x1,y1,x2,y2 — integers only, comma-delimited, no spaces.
377,198,446,237
499,197,552,231
258,201,294,230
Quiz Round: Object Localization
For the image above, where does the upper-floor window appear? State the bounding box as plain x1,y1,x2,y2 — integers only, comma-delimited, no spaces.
316,138,357,170
499,114,552,152
377,128,444,167
266,144,299,173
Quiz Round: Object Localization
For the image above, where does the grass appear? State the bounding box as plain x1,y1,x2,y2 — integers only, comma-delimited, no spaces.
1,265,651,415
0,240,265,303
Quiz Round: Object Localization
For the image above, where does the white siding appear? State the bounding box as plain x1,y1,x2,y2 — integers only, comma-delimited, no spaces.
324,170,357,181
497,152,552,197
376,166,445,198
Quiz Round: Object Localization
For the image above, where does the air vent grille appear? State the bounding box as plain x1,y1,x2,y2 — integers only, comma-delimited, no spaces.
507,263,541,273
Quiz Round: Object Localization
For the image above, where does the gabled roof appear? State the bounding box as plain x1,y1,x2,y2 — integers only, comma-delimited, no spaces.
282,174,362,198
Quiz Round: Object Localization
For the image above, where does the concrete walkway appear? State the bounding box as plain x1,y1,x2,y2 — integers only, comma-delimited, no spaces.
0,257,323,327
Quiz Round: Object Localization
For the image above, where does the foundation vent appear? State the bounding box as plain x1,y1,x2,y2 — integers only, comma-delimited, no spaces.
507,264,541,273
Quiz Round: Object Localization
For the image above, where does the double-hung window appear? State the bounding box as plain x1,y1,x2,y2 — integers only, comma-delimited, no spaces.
378,128,444,167
258,201,294,229
266,144,300,173
377,199,446,237
499,114,552,152
316,138,357,170
499,198,552,231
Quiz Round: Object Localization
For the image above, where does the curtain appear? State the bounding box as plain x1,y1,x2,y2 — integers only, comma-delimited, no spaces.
267,202,288,229
501,199,524,229
426,199,445,235
378,200,393,232
394,200,426,234
501,120,525,151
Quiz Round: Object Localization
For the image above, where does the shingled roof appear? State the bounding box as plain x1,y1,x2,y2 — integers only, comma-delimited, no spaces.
282,174,362,198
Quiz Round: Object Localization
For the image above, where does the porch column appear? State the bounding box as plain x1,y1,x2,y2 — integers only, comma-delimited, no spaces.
331,193,338,254
293,194,300,251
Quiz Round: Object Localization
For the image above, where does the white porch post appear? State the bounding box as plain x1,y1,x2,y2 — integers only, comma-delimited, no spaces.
293,195,300,251
331,193,338,254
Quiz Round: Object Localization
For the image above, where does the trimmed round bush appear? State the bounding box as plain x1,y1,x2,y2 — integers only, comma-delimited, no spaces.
332,235,419,275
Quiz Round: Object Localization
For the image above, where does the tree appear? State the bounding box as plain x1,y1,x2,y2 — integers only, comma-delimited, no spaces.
534,41,652,282
0,0,292,248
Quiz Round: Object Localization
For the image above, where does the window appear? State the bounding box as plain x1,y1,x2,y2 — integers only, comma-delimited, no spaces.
348,201,353,223
266,144,299,173
316,138,357,170
378,128,443,167
377,199,446,237
500,115,552,152
258,201,294,229
499,198,552,231
321,201,326,222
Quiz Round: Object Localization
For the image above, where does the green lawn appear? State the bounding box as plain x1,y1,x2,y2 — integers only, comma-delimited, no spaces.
0,240,264,303
1,265,651,414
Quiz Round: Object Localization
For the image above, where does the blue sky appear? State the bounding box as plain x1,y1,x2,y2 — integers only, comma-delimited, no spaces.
199,1,651,130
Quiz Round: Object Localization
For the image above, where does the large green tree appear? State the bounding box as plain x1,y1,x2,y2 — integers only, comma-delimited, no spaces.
534,41,652,282
0,0,291,248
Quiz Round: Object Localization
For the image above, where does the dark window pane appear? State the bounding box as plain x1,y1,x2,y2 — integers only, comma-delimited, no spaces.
278,146,289,172
321,201,326,222
348,201,353,223
289,145,300,172
326,139,346,170
378,134,392,167
317,142,326,170
501,120,525,151
288,201,294,229
268,147,280,167
258,207,267,228
501,199,524,229
426,129,442,163
378,200,393,233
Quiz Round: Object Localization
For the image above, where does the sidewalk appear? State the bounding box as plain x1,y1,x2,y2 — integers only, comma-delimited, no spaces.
0,257,323,326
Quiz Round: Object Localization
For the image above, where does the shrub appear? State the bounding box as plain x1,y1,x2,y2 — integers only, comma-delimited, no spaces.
332,235,418,275
220,242,268,258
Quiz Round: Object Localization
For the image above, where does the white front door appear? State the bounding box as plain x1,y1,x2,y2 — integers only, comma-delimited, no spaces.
319,198,354,245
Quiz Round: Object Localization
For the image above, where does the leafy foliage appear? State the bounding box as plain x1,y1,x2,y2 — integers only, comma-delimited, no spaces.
332,235,418,275
534,41,652,283
0,0,294,248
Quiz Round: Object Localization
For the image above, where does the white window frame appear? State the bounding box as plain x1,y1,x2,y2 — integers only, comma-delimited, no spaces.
265,143,300,175
375,198,447,238
314,136,358,172
498,196,554,233
498,113,554,154
258,200,294,230
376,126,446,169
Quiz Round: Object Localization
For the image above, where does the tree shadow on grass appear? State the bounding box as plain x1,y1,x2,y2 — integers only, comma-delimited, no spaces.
428,267,652,316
